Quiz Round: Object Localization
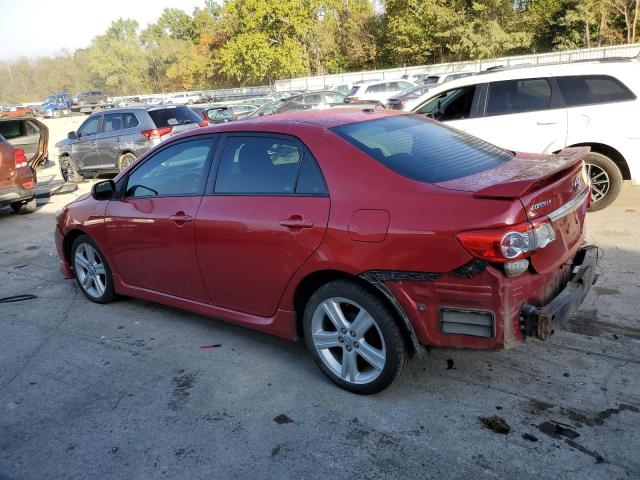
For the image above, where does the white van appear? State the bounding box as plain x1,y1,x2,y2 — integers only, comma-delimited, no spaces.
411,59,640,210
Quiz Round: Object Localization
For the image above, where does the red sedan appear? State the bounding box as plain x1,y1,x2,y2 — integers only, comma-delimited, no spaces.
55,110,597,393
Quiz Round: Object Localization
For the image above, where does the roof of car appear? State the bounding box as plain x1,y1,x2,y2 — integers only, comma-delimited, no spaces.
201,108,407,131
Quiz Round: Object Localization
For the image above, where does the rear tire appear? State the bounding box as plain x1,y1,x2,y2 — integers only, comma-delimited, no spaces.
303,280,408,394
585,152,622,212
117,152,137,172
71,235,114,304
10,197,37,215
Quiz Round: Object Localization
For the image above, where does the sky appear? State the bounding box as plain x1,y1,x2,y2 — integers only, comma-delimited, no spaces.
0,0,207,61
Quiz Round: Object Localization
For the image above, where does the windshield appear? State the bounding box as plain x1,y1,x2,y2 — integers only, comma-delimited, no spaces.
331,115,513,183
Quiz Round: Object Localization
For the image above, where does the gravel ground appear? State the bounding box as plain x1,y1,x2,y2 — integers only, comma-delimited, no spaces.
0,117,639,479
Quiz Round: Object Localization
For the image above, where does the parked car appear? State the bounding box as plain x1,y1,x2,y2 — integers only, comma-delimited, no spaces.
271,90,305,100
346,80,416,104
55,109,597,393
402,72,476,85
0,133,37,214
386,84,438,111
0,118,49,169
279,91,380,111
327,83,351,95
73,91,107,106
56,105,203,182
241,101,282,119
165,92,205,105
42,93,72,118
228,104,259,118
0,105,35,118
411,59,640,210
189,105,238,125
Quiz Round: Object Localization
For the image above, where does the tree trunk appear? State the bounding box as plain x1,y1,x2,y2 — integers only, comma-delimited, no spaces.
633,0,639,43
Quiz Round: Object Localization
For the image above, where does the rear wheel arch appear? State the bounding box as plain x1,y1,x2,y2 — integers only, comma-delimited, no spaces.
563,142,630,180
293,270,420,358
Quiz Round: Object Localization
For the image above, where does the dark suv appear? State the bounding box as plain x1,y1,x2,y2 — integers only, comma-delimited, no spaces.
73,91,107,106
56,105,203,182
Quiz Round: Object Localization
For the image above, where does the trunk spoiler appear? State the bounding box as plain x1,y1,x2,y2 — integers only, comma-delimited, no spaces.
472,147,590,199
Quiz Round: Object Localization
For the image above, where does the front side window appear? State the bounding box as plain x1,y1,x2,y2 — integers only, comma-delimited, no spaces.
332,115,513,183
486,78,552,116
555,75,636,107
215,136,302,194
125,139,214,198
415,86,477,121
78,116,100,137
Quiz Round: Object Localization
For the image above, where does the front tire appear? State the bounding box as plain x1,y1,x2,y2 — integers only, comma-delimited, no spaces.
71,235,114,304
59,156,84,183
585,152,622,212
303,280,408,394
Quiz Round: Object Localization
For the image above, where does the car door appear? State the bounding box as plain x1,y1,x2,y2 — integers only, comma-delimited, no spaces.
94,112,124,169
195,134,330,317
72,115,102,170
458,77,568,154
105,137,217,302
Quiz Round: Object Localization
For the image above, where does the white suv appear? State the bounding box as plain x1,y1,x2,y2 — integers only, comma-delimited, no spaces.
411,59,640,210
346,80,416,105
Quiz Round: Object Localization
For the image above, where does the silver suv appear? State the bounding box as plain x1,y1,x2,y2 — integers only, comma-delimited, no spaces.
57,105,203,182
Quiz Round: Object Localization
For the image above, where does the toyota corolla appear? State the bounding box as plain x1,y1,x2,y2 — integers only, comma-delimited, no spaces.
55,110,598,393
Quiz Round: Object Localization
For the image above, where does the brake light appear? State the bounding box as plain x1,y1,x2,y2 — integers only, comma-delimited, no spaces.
457,219,556,263
198,115,209,127
14,148,27,168
350,96,359,101
140,126,172,140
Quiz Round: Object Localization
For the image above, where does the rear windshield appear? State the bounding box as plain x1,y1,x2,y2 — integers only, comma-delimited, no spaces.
331,115,513,183
148,107,202,127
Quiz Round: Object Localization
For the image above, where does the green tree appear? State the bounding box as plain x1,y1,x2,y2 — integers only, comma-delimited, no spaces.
86,19,150,94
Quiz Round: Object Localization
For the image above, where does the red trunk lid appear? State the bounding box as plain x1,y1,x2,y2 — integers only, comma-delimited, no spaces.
436,147,590,272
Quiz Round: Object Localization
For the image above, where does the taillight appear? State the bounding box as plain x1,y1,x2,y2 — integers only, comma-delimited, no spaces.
350,96,359,101
198,117,209,127
457,219,556,263
14,148,27,168
140,126,172,140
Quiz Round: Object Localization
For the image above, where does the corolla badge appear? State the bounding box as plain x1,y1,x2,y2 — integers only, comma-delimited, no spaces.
531,199,552,211
572,176,581,191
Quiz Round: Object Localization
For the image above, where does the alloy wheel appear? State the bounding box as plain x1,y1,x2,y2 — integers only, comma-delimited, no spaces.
311,297,386,385
586,163,610,204
74,243,107,299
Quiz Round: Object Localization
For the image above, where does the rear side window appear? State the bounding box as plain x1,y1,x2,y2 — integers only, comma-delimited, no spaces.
215,136,302,194
103,113,123,133
148,107,202,127
486,78,552,116
332,115,513,183
123,112,139,128
555,75,636,107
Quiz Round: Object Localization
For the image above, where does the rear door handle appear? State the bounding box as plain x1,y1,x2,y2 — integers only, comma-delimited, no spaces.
536,121,559,125
280,217,314,229
170,214,193,223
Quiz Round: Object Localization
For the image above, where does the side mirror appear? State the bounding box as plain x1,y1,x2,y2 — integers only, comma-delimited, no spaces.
92,180,116,201
67,131,77,140
343,97,352,104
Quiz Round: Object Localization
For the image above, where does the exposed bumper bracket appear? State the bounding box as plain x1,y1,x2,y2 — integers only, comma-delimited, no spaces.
520,245,599,340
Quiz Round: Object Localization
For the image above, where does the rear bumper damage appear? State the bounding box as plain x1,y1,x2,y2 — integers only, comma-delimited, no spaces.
520,245,598,340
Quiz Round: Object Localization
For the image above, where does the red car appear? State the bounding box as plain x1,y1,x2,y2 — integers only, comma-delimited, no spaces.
55,110,597,393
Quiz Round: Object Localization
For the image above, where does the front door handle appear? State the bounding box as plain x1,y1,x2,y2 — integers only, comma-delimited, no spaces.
280,216,314,229
170,213,193,223
536,121,559,125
